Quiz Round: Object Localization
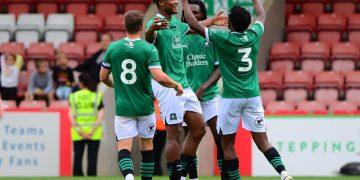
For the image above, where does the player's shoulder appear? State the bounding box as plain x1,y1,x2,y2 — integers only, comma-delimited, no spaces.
209,28,230,36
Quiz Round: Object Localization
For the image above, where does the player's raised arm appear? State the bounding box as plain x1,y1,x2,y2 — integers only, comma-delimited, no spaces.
150,68,184,96
145,18,169,43
253,0,266,24
182,0,206,37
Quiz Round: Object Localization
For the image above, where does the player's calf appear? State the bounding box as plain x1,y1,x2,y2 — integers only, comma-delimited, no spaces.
139,138,155,180
118,149,134,180
252,132,293,180
165,124,182,180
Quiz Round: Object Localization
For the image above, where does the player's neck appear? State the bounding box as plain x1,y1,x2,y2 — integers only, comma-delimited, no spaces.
126,32,141,40
158,10,172,20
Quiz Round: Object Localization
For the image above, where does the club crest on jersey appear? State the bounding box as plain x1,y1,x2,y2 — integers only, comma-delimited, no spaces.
147,123,155,134
254,118,264,128
240,35,249,42
125,42,134,48
170,113,177,120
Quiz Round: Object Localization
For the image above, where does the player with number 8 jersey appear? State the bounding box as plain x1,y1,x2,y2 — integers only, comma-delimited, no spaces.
102,39,159,117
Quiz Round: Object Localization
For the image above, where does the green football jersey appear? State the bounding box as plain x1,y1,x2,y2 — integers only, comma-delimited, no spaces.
102,38,161,117
146,14,190,88
207,21,264,98
183,34,219,101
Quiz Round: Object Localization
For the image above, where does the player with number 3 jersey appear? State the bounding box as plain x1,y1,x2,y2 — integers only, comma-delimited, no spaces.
182,0,293,180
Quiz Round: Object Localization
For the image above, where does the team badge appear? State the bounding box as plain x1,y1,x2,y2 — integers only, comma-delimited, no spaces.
170,113,177,120
254,118,264,128
147,123,155,134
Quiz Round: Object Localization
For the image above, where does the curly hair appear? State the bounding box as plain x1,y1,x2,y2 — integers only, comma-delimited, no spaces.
229,5,251,33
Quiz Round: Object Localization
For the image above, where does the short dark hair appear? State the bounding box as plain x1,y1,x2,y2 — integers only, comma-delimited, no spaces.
124,11,144,34
229,5,251,33
182,0,208,22
79,73,97,92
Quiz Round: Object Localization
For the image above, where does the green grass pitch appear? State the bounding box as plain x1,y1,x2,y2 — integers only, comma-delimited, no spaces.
0,177,359,180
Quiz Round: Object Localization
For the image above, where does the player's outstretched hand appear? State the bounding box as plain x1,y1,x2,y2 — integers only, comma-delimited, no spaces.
149,18,170,31
213,11,228,26
175,84,184,96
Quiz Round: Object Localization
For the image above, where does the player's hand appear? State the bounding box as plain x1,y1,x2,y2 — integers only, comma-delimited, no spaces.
149,18,170,31
195,87,205,101
213,11,228,26
175,84,184,96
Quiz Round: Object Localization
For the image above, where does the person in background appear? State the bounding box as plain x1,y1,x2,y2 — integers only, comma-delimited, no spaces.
53,52,75,100
69,73,105,177
1,54,19,100
0,95,4,121
74,33,113,84
25,59,54,103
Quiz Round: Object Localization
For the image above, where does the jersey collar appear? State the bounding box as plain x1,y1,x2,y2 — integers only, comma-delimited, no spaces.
125,37,141,41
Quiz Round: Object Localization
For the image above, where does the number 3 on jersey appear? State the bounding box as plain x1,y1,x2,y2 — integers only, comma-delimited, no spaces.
121,59,137,84
238,48,252,72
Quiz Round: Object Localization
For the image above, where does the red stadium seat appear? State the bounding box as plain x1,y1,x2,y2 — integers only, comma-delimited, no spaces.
348,14,360,46
35,1,59,17
108,30,126,41
7,1,31,19
0,42,25,57
331,0,356,17
49,100,70,109
346,71,360,89
95,1,118,18
331,43,358,73
345,71,360,106
286,3,295,19
75,31,98,46
17,71,30,98
300,42,329,72
65,1,89,16
317,14,346,45
123,3,147,13
283,71,313,103
266,101,296,114
269,42,300,72
105,14,125,31
261,89,277,108
75,14,104,31
19,100,47,110
2,100,17,109
314,71,344,106
286,14,316,44
329,101,358,114
297,101,327,114
58,42,84,61
258,71,282,90
86,43,102,58
301,1,325,17
27,42,55,61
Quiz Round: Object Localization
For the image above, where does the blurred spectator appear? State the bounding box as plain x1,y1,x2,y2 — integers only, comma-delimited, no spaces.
25,59,54,103
75,33,113,84
53,52,75,100
15,54,24,70
69,73,104,176
0,95,3,120
1,54,19,100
